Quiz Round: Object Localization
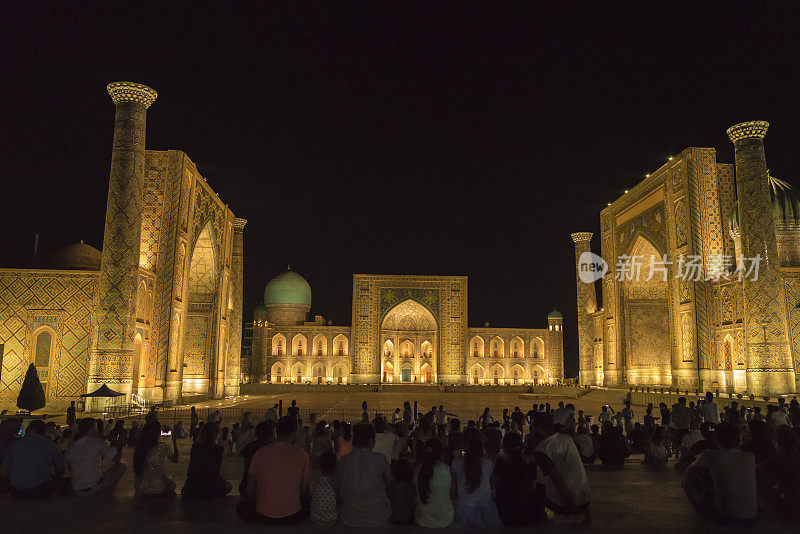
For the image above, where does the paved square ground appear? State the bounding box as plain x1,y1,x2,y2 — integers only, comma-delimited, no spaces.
2,390,792,533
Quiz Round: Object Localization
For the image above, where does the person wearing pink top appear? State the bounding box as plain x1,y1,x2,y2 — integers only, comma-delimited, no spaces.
238,416,310,524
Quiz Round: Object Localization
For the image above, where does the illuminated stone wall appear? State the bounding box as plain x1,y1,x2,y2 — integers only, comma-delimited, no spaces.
0,83,244,409
248,274,565,386
576,124,800,395
0,270,97,408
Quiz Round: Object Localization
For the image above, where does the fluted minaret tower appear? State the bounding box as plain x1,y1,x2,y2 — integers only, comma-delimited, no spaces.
88,82,157,402
727,121,796,395
571,232,598,386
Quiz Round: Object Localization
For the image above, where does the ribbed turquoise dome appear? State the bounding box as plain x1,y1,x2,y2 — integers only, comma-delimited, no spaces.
263,269,312,307
548,309,563,319
729,175,800,238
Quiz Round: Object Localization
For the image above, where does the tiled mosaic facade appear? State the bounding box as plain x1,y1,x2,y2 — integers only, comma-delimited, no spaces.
0,82,244,409
249,274,564,386
573,122,799,396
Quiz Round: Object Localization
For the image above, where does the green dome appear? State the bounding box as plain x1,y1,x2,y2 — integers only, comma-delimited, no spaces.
548,309,562,319
729,175,800,238
263,269,312,307
254,303,268,321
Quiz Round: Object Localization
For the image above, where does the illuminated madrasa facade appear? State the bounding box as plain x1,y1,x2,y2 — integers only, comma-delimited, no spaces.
247,273,564,386
573,121,800,396
0,82,245,409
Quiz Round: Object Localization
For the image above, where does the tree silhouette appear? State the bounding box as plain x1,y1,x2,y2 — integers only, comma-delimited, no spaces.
17,363,46,413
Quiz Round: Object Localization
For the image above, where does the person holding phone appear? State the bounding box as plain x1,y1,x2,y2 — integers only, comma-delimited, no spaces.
133,421,179,497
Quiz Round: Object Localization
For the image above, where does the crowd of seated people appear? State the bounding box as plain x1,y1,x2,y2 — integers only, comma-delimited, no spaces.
1,392,799,528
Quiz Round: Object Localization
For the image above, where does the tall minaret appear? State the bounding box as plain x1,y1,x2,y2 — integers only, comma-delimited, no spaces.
88,82,157,402
727,121,796,395
571,232,598,386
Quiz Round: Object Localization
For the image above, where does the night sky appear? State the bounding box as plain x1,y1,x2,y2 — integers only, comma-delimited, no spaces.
3,5,799,378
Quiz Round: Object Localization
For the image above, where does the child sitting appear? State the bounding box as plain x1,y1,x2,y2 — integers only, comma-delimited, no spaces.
310,451,338,526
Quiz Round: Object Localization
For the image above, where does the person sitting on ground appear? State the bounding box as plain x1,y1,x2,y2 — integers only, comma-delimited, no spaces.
451,427,502,528
595,422,628,469
757,424,800,523
173,420,187,439
126,421,139,447
675,422,717,474
767,404,792,432
181,421,232,500
493,431,544,526
683,422,757,526
372,417,396,464
532,411,591,523
388,457,416,524
741,419,773,463
393,422,410,463
219,426,233,453
310,450,338,526
107,419,126,448
310,420,333,467
145,406,158,424
66,418,125,496
0,418,22,468
642,426,668,470
485,423,503,461
588,424,601,449
682,419,704,454
239,421,272,495
241,416,310,524
336,423,392,527
412,417,434,464
442,418,462,465
0,419,66,499
337,422,353,459
699,392,719,424
414,438,453,528
573,425,595,465
628,422,648,453
133,420,179,497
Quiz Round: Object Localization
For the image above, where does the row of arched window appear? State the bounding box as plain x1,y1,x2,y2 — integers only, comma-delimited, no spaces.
382,339,433,358
271,333,349,357
470,335,545,359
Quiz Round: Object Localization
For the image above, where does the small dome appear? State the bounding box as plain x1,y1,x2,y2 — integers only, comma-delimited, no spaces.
548,309,562,319
729,175,800,239
254,304,268,322
263,269,312,308
46,242,102,270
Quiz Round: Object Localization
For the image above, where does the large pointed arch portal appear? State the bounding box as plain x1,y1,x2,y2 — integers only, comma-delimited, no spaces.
381,299,438,384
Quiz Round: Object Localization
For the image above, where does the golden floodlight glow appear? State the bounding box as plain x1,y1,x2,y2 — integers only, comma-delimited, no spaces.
624,190,629,194
646,174,650,177
668,156,673,160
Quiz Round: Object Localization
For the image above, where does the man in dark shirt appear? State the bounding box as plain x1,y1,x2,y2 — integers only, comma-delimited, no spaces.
239,422,272,495
287,400,300,421
66,402,76,427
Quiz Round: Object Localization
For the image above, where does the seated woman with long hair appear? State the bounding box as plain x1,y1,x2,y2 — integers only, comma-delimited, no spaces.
642,426,668,470
492,431,545,525
414,438,454,528
450,427,501,528
181,421,232,499
134,421,179,497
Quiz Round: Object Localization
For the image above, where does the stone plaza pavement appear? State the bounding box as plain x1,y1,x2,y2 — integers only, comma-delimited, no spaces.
0,438,793,534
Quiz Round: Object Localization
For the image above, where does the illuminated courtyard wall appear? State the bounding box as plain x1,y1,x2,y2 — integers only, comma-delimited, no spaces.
573,121,799,396
0,82,245,409
249,274,564,386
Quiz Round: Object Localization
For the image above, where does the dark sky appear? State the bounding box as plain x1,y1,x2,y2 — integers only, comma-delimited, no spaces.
2,4,799,378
